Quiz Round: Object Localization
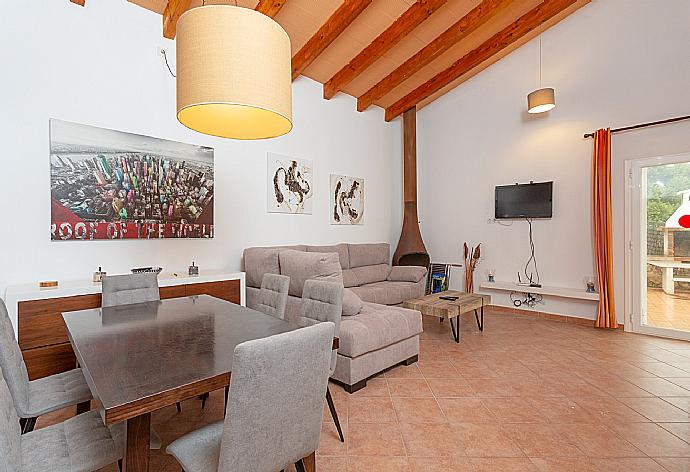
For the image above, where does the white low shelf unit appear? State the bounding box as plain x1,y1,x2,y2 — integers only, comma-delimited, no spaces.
479,281,600,301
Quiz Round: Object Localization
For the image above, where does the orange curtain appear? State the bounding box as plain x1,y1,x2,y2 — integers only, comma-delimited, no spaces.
592,128,616,328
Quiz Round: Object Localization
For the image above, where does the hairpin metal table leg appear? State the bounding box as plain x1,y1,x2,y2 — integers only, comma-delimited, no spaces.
474,306,484,331
449,316,460,343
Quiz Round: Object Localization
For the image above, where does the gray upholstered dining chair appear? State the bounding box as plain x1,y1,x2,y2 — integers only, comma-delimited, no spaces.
296,280,344,443
0,368,124,472
166,322,335,472
101,272,160,307
253,273,290,320
100,273,171,446
0,298,92,434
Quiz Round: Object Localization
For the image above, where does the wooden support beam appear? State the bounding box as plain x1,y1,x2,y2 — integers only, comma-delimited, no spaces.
255,0,288,18
291,0,372,81
70,0,85,5
323,0,447,100
163,0,192,40
357,0,513,112
385,0,581,121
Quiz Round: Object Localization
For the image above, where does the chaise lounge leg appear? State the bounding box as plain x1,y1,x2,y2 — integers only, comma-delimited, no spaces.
325,387,345,443
295,459,306,472
402,355,418,366
76,401,90,414
343,379,367,394
20,417,37,434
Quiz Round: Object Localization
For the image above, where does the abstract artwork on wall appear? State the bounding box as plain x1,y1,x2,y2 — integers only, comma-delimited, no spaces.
267,153,313,214
50,119,214,241
331,174,364,225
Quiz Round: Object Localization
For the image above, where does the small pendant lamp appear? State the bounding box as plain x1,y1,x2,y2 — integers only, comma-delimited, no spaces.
176,5,293,140
527,33,555,114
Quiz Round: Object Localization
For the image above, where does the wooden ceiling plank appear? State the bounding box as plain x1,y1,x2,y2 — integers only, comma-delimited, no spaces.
357,0,514,112
323,0,448,100
255,0,287,18
291,0,372,81
163,0,192,40
384,0,584,121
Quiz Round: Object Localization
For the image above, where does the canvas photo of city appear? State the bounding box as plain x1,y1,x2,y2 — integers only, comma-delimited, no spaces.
50,119,214,241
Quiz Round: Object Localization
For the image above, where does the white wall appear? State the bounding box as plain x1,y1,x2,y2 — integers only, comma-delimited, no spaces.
417,0,690,322
0,1,402,295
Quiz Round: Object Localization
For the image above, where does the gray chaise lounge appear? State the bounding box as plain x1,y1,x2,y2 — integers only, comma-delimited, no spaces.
243,243,426,393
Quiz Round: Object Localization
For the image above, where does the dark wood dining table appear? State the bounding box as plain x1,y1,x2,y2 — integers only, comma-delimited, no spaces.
63,294,333,472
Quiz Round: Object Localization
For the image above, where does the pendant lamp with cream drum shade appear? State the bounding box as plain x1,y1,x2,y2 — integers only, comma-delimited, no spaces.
527,33,555,114
176,6,293,140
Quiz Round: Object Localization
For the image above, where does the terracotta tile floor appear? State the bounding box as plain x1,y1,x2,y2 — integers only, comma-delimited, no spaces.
37,309,690,471
647,288,690,331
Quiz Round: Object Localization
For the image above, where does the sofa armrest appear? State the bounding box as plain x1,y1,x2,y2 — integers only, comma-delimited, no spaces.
387,266,428,283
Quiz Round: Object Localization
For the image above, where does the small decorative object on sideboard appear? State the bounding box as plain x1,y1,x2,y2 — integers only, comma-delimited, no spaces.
585,276,597,293
92,267,106,283
39,280,59,289
463,242,481,293
131,267,163,275
487,268,495,283
188,261,199,277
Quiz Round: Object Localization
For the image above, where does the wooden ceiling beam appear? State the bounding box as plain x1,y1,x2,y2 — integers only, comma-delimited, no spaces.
384,0,582,121
291,0,372,81
163,0,192,40
357,0,513,112
323,0,448,100
70,0,85,5
255,0,287,18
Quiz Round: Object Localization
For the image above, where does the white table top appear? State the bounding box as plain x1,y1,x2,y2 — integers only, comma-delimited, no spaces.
3,270,245,337
647,260,690,269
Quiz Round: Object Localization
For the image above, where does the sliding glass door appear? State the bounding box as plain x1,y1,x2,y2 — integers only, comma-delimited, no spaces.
627,153,690,339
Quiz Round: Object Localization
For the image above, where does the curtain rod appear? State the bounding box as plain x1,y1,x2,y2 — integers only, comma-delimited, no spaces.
583,115,690,139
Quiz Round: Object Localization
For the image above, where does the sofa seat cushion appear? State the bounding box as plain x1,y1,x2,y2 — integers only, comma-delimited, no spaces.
339,303,422,358
342,269,359,288
388,266,428,283
349,281,420,305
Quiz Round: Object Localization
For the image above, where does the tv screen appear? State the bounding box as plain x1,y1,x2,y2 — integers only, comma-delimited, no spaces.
495,181,553,219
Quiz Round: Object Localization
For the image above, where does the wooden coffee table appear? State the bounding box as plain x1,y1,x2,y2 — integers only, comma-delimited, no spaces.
403,290,491,343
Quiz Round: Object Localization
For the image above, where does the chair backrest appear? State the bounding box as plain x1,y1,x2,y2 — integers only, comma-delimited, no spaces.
298,280,343,374
0,369,23,472
101,273,160,308
218,322,334,472
256,274,290,320
0,300,29,418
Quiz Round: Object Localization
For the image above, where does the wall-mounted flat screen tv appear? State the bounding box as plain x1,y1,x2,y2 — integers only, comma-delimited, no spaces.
495,181,553,219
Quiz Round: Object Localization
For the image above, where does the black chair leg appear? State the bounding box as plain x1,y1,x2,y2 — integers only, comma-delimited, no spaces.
325,387,344,443
198,393,209,410
295,459,306,472
117,459,122,472
20,417,36,434
224,386,229,417
176,402,182,413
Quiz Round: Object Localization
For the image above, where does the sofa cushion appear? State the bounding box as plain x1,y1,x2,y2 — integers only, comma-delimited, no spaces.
342,269,359,288
342,289,364,317
279,250,343,297
350,281,422,305
348,243,390,268
388,266,428,283
306,244,350,270
243,246,305,288
339,303,422,358
352,264,390,286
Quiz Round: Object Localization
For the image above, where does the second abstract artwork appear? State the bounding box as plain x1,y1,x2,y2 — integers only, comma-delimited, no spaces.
331,174,365,225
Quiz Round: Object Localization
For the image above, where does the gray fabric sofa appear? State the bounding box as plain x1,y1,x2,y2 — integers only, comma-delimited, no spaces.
243,243,426,393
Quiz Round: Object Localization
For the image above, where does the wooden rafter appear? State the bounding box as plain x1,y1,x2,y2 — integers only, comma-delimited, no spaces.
255,0,287,18
385,0,582,121
291,0,372,81
323,0,448,100
163,0,192,40
357,0,513,112
70,0,85,5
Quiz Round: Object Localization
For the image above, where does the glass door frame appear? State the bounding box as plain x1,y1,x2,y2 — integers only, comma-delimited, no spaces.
625,152,690,339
